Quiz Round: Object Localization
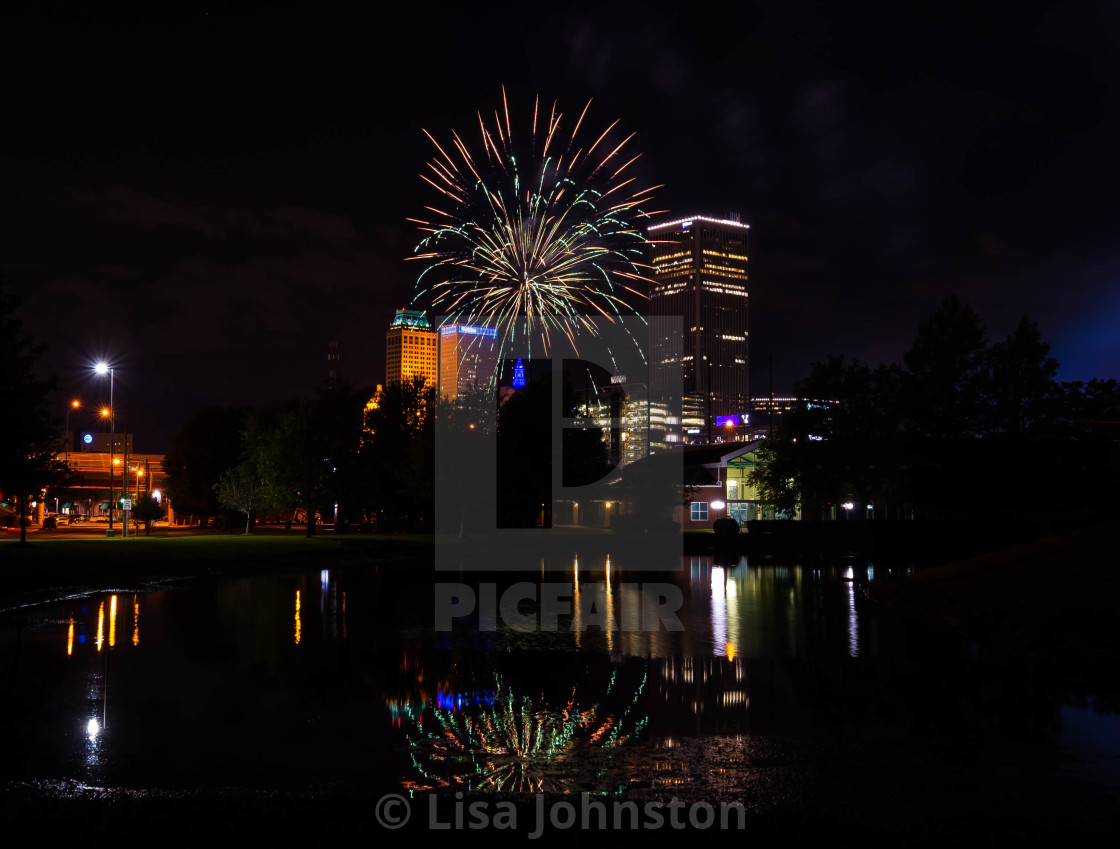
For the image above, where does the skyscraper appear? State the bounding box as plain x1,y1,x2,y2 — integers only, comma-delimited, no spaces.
386,309,438,388
648,215,750,440
438,323,499,400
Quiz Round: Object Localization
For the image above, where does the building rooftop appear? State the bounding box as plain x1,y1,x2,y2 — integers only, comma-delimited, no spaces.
647,215,750,233
389,309,432,330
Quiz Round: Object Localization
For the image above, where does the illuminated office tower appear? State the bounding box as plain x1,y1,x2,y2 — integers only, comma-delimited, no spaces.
648,215,750,440
385,310,438,388
438,323,499,400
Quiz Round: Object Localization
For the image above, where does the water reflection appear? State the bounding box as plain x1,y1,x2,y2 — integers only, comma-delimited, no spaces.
396,661,649,794
32,555,882,667
294,589,301,645
2,555,1118,810
108,594,117,649
84,666,108,778
845,568,859,657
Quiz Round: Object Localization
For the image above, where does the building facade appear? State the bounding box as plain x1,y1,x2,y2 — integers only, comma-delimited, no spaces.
675,441,798,530
386,309,438,388
438,323,499,400
648,215,750,441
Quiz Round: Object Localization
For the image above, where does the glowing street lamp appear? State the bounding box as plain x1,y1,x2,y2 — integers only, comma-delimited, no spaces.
65,399,81,465
94,362,116,537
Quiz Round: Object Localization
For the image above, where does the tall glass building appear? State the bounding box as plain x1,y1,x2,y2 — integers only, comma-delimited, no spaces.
648,215,750,441
438,323,499,400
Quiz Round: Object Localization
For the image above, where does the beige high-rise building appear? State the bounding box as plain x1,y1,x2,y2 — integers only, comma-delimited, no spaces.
385,309,437,388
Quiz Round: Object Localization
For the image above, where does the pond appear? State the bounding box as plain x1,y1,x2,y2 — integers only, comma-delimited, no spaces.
0,556,1117,839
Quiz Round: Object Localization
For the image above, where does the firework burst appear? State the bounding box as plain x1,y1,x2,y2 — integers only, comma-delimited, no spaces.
409,88,660,364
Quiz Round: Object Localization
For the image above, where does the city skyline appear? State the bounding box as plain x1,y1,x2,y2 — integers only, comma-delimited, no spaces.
4,2,1119,451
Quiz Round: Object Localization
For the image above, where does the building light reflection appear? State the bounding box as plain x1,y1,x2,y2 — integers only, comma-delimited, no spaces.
711,566,728,656
294,590,302,645
108,595,117,648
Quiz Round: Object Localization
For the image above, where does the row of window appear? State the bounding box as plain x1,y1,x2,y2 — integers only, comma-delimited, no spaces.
690,501,761,522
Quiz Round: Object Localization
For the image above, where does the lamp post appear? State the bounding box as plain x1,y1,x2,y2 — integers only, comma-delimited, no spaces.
65,399,80,466
95,363,115,537
132,465,144,535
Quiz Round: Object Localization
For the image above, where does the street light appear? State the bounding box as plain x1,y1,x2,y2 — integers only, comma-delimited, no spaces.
65,399,81,466
94,362,116,537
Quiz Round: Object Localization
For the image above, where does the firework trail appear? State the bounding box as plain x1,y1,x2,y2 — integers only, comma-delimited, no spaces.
409,88,660,374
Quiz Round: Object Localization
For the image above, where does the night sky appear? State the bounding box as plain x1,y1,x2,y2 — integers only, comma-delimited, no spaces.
5,1,1119,451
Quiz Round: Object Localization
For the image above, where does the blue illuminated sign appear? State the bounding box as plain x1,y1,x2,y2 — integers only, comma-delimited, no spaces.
82,433,94,445
459,325,497,338
440,324,497,338
716,414,740,428
512,358,526,388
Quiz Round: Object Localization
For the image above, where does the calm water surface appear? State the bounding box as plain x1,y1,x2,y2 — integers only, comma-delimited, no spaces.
1,556,1117,829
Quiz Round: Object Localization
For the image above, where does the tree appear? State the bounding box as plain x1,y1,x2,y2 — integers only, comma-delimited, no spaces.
363,376,438,531
254,381,367,537
748,357,904,519
131,494,164,536
214,463,263,534
0,287,70,544
433,383,495,537
746,298,1074,523
986,315,1059,434
1053,379,1120,523
162,406,245,522
901,294,989,439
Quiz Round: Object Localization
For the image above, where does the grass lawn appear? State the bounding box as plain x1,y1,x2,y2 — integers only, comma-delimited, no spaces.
872,519,1120,621
870,518,1120,684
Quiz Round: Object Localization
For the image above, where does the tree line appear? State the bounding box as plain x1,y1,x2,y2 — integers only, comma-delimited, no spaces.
0,279,605,542
163,367,613,537
162,377,436,536
748,295,1120,527
0,288,70,542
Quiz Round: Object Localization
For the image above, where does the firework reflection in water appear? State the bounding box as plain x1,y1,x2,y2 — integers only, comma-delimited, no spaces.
401,668,649,794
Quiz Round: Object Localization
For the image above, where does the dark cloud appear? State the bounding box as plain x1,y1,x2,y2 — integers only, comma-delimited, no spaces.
5,184,411,449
